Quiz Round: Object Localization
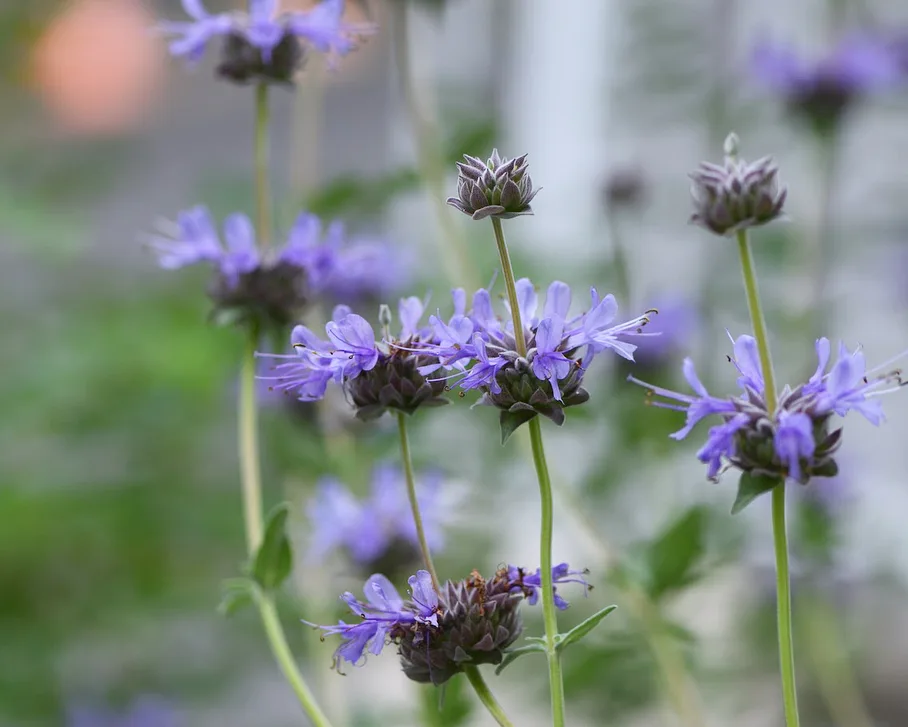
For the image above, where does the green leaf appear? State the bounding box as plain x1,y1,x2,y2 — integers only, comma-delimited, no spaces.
494,643,546,675
252,503,293,590
731,472,783,515
645,505,708,599
556,605,618,653
499,409,537,445
217,577,259,617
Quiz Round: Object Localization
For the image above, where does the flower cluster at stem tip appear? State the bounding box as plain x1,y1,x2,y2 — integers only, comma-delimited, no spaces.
630,333,906,486
147,207,400,329
159,0,374,84
307,464,445,577
257,280,657,433
306,565,589,685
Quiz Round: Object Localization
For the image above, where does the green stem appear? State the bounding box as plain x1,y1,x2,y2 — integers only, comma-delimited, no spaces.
735,229,799,727
241,79,334,727
255,82,272,249
397,416,516,726
396,411,440,592
463,666,516,727
772,486,800,727
491,218,527,358
239,335,264,552
491,216,565,727
528,417,566,727
735,230,777,412
257,594,334,727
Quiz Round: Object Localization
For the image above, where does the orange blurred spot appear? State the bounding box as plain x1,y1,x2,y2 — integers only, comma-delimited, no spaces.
31,0,166,135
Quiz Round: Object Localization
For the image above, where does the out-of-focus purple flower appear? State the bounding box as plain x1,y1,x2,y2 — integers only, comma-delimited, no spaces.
630,334,906,494
306,464,444,572
147,207,396,330
282,214,406,302
627,296,699,370
159,0,374,84
751,34,902,133
307,564,588,684
67,697,178,727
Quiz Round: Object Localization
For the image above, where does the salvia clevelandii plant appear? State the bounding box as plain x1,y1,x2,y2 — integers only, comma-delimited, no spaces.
138,0,907,723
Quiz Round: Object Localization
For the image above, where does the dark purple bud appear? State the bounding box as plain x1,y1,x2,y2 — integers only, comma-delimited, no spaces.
447,149,539,221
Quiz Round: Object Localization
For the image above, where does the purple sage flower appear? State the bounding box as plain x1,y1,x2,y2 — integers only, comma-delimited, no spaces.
751,34,902,134
147,207,392,330
628,296,700,371
415,279,656,438
307,564,588,684
159,0,374,84
66,697,178,727
257,295,450,419
307,464,444,574
630,334,906,508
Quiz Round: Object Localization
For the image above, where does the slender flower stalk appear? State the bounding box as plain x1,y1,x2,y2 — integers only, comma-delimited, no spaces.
237,61,334,727
255,82,272,250
735,228,799,727
239,330,264,551
463,665,516,727
257,595,334,727
396,412,440,592
490,216,566,727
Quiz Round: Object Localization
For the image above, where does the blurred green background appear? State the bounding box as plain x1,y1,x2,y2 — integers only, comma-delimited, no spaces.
3,1,908,726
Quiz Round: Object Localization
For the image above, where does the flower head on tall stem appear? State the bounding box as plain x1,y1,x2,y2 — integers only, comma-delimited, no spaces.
446,149,539,220
306,565,588,685
752,34,901,136
146,207,391,331
629,334,906,502
256,294,453,419
414,279,657,438
159,0,375,85
306,464,445,577
689,133,788,237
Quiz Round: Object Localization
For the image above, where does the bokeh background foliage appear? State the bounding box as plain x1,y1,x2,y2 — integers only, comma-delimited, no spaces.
3,0,908,725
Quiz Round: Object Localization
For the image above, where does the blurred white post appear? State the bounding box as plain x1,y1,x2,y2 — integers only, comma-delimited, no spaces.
501,0,616,262
387,0,496,263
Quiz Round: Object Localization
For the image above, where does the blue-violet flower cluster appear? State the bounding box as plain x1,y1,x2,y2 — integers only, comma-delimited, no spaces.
307,564,589,685
258,295,449,419
160,0,373,85
307,464,444,575
630,334,905,490
148,207,394,329
751,35,902,134
260,280,655,432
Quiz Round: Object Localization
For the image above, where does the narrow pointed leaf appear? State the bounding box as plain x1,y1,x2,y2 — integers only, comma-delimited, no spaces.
499,409,536,444
645,505,708,599
731,472,783,515
252,502,293,590
494,643,546,675
555,605,618,653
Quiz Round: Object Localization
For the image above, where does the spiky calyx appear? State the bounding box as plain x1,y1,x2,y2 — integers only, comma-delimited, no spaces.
446,150,539,221
216,32,304,86
397,570,523,685
689,135,787,236
732,413,842,484
345,349,449,421
208,260,308,330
